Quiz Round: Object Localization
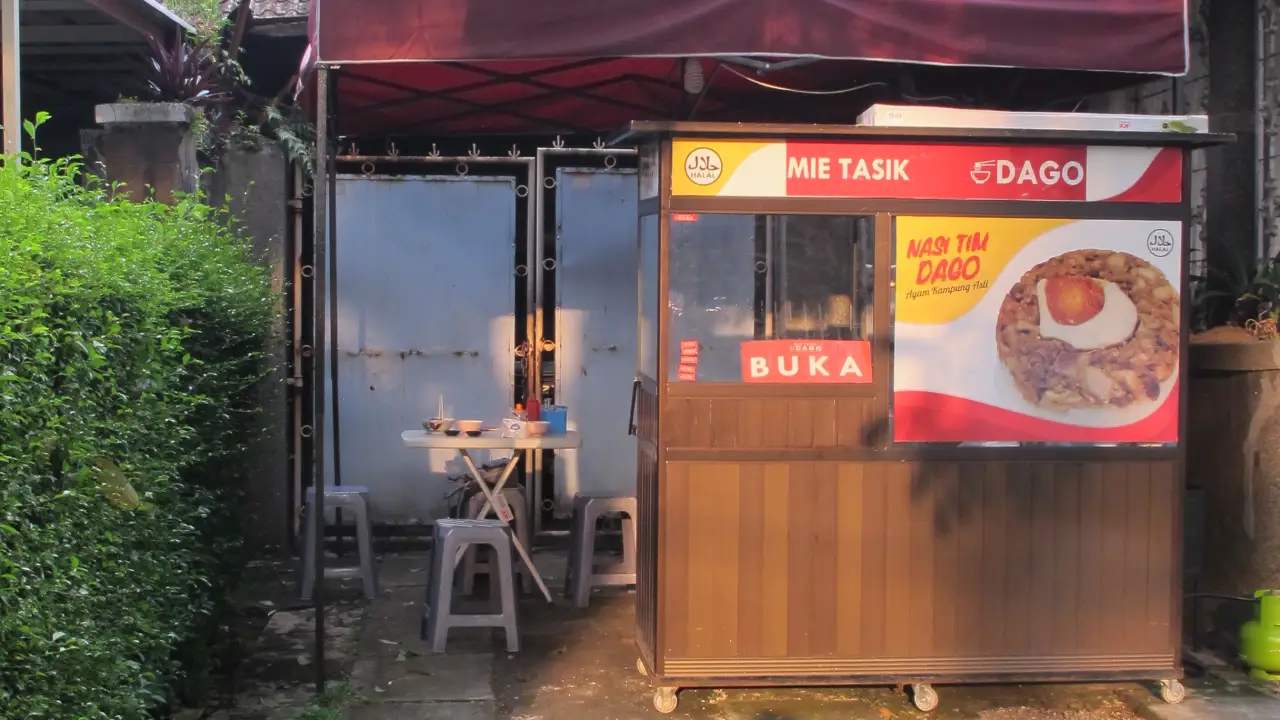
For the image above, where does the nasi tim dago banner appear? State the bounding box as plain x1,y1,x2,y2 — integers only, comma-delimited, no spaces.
892,216,1182,444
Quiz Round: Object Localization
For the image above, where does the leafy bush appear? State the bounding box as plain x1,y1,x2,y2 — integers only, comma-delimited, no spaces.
0,125,274,718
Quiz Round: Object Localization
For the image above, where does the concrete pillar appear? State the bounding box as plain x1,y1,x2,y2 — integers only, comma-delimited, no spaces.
80,102,199,204
207,146,293,556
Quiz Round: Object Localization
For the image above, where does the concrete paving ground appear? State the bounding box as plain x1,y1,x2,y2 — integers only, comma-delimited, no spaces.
220,548,1280,720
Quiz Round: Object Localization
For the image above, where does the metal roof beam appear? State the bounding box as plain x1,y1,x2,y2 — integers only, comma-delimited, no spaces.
17,25,145,44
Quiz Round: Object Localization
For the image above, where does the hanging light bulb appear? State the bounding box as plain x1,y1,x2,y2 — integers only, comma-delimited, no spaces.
683,58,705,94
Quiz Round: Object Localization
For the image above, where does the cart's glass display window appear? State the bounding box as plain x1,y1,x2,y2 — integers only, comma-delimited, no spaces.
639,214,659,379
667,213,874,383
890,214,1181,448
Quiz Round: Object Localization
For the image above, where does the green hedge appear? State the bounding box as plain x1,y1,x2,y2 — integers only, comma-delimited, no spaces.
0,137,274,718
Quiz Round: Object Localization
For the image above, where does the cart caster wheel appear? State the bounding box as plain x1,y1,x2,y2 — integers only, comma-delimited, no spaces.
636,657,649,677
653,687,679,714
910,683,939,712
1159,678,1186,705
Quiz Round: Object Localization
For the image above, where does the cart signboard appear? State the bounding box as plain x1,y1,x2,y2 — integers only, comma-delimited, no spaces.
892,216,1182,443
670,139,1182,203
740,339,873,384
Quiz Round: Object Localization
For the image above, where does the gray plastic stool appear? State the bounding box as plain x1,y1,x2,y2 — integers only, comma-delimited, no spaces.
424,519,520,652
565,494,637,608
299,484,377,600
460,486,531,594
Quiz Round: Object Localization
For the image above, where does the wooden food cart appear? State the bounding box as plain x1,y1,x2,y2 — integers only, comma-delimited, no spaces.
618,108,1228,714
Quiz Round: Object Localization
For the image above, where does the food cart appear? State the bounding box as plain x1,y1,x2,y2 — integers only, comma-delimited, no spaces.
617,107,1229,714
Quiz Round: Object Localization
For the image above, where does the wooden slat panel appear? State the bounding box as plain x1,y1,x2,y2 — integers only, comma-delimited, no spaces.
908,462,938,656
709,465,741,655
834,464,864,656
711,399,740,449
688,399,715,448
735,464,766,657
787,400,815,449
979,464,1009,656
1123,462,1153,651
808,464,840,656
931,464,960,657
1052,463,1082,655
1078,464,1106,653
636,436,659,663
662,462,691,656
883,463,912,657
664,397,877,449
813,399,838,448
686,468,719,656
836,397,868,447
786,467,815,655
761,464,790,656
658,459,1180,666
1100,463,1130,650
1004,463,1034,655
859,463,888,657
761,402,790,449
1029,463,1056,653
738,399,764,448
1147,462,1176,651
955,463,987,656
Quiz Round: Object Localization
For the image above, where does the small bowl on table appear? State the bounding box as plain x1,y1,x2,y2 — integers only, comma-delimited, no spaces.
424,417,455,433
456,419,484,437
528,420,551,437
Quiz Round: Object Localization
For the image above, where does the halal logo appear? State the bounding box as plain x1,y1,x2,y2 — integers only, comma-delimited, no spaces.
1146,229,1175,257
684,147,722,186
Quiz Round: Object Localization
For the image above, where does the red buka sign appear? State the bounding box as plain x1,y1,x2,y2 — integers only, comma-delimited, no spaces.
741,340,872,384
782,142,1181,203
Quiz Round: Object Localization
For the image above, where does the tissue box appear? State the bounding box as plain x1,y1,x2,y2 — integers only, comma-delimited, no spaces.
542,406,568,434
501,417,531,438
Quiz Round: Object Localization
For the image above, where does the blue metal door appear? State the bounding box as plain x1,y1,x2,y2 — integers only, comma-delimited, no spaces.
553,169,639,502
325,175,517,523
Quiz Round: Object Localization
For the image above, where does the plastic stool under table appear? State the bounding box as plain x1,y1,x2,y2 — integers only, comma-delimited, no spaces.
424,519,520,653
565,494,637,609
460,486,532,595
299,484,378,600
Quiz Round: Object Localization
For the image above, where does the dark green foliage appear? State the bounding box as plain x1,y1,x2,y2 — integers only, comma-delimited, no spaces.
0,127,274,718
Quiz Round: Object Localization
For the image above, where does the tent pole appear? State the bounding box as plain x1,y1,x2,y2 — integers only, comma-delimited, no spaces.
2,0,20,158
328,68,345,556
311,64,330,694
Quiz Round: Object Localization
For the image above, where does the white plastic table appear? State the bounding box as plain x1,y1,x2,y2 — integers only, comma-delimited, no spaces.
400,430,582,603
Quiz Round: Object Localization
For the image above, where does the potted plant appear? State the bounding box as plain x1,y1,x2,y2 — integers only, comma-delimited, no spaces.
1192,246,1280,370
1188,246,1280,617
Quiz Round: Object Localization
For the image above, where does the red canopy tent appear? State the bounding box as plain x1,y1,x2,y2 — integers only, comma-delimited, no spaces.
302,0,1191,135
298,0,1193,692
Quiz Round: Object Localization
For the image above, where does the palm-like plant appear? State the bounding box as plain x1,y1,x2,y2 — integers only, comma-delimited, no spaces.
145,33,232,106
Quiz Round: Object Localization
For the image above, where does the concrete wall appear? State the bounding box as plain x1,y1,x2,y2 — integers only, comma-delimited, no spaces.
81,108,295,555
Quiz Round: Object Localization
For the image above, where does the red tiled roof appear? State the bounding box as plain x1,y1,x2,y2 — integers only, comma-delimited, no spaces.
220,0,308,20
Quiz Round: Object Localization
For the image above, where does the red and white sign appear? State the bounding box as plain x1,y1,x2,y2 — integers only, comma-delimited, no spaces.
785,142,1180,202
740,340,873,384
670,139,1182,203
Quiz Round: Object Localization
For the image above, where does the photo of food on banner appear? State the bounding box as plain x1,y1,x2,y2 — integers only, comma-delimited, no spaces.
667,214,875,384
892,216,1180,446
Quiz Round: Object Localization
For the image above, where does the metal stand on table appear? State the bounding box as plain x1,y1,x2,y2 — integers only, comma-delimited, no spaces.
456,449,552,602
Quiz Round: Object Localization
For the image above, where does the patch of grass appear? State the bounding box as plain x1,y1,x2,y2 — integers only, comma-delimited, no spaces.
295,683,360,720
